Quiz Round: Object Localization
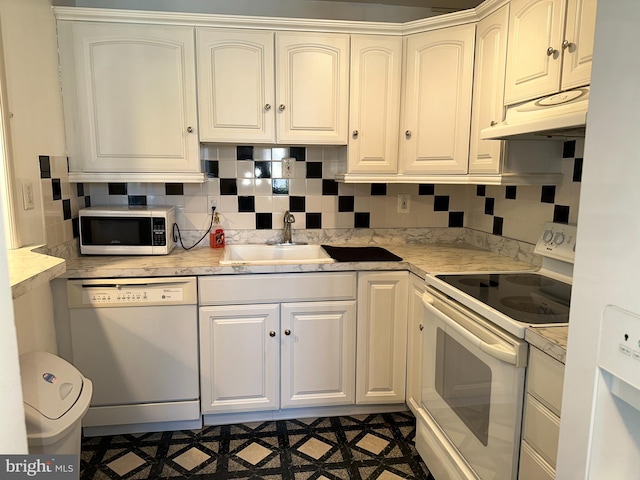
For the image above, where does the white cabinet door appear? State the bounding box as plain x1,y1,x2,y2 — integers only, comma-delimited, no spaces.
347,34,402,174
275,32,349,145
560,0,597,90
58,22,199,175
280,301,356,408
406,274,425,414
356,271,408,404
469,5,509,174
401,25,475,174
504,0,566,104
199,304,279,414
197,28,275,143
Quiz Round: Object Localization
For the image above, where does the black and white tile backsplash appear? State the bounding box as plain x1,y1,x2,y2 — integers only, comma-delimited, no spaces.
39,139,583,248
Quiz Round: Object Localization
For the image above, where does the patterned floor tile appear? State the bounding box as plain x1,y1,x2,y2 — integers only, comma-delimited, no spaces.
80,413,434,480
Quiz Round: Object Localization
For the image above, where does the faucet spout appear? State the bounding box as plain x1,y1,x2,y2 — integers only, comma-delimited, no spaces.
282,211,295,244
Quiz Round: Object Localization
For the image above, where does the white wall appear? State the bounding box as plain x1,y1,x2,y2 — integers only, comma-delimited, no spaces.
0,0,67,247
556,1,640,478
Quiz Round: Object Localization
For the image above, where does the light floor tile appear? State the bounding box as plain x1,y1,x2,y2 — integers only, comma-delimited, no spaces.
107,452,145,476
356,433,389,455
237,442,271,465
378,470,405,480
298,438,332,460
174,447,210,471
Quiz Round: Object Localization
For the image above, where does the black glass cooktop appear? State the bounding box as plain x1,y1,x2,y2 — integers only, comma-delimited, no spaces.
435,273,571,324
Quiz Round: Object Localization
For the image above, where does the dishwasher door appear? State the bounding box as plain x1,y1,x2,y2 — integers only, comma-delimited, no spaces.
67,277,200,433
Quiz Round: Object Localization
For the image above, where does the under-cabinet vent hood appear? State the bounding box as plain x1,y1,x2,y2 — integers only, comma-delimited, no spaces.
481,87,589,140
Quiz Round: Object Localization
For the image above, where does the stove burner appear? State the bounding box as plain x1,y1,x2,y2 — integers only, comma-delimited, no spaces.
501,296,565,315
505,275,555,287
458,278,500,288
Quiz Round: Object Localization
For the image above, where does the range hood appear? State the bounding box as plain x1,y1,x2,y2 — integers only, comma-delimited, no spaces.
481,87,589,140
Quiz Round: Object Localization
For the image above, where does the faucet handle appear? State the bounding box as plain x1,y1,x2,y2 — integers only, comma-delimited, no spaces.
284,211,295,223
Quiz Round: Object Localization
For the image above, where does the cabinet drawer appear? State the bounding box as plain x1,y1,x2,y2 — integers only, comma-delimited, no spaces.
199,272,357,305
522,394,560,468
528,346,565,415
519,440,555,480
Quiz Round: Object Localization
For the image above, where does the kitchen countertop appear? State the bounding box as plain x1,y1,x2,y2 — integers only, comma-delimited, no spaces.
525,326,569,364
7,246,66,299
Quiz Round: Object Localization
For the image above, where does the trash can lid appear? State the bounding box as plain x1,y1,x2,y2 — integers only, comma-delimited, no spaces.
20,351,85,420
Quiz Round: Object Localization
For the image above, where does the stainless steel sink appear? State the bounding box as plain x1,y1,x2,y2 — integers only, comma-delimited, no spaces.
219,244,335,265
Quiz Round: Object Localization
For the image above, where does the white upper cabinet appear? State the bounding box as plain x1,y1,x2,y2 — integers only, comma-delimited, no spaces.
400,24,475,175
347,34,402,175
197,29,275,143
469,5,509,174
504,0,597,105
275,32,350,145
58,21,202,182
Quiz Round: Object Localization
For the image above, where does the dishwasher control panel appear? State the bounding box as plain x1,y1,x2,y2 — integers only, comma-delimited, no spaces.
82,287,184,305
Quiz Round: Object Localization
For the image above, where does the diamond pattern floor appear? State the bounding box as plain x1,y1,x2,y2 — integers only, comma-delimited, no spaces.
80,412,435,480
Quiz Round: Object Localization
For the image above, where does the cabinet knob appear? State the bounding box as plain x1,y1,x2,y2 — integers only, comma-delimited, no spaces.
269,331,276,337
187,126,194,133
352,130,359,139
546,47,557,57
419,324,424,331
490,120,498,126
405,130,412,139
562,40,574,50
284,329,291,336
265,104,272,111
279,104,286,112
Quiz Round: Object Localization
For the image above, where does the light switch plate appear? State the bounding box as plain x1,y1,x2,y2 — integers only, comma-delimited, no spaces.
21,180,34,210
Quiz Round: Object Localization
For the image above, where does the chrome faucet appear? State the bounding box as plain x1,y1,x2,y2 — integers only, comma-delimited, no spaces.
282,211,295,244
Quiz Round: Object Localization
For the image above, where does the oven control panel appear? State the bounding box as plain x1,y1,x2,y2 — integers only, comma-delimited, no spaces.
534,221,577,263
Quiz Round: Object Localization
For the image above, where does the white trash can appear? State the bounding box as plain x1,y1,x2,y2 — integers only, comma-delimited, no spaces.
20,350,93,455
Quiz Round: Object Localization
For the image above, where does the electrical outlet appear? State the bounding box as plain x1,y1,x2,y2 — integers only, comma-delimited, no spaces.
207,196,218,212
21,180,34,210
282,157,295,178
397,194,411,213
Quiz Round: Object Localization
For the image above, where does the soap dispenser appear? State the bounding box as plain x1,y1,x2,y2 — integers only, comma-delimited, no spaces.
210,211,225,248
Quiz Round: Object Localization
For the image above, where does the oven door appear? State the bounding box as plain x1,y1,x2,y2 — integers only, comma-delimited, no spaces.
420,287,527,480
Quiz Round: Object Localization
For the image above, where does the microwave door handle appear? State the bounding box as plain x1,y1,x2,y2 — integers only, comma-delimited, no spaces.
422,293,517,366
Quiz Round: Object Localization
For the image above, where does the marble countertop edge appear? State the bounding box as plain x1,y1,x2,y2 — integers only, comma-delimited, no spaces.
7,245,66,299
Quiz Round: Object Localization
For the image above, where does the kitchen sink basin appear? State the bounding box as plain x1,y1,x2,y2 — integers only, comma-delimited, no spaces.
219,244,335,265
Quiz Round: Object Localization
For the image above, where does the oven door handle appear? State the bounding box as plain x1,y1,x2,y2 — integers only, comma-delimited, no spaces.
422,293,518,365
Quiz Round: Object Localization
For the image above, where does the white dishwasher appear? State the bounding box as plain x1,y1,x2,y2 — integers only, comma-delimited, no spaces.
67,276,201,436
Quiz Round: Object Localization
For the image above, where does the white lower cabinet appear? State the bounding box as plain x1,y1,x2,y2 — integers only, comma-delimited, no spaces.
198,273,357,415
356,271,409,404
406,274,426,413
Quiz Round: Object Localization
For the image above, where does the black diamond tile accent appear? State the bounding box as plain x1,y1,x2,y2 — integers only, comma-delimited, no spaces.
290,146,306,162
322,179,339,196
128,195,147,206
371,184,387,196
52,179,62,201
76,183,85,197
476,185,486,197
255,161,271,178
541,185,556,203
72,217,79,238
238,196,255,212
563,140,576,158
433,195,449,212
84,197,91,208
165,183,184,196
484,197,494,215
62,199,72,220
256,213,272,230
273,179,289,195
306,162,323,179
79,413,434,480
39,155,51,179
289,196,305,212
108,183,127,195
553,205,570,224
338,196,355,212
418,184,435,196
505,186,517,199
205,160,219,178
449,211,464,227
237,145,254,160
354,212,370,228
493,216,504,235
220,179,238,195
573,158,583,182
306,213,322,229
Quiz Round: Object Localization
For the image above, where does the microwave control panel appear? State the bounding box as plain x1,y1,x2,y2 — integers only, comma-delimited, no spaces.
152,217,167,246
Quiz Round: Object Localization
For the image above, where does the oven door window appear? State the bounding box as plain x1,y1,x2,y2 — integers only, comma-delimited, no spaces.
435,327,491,446
81,217,152,246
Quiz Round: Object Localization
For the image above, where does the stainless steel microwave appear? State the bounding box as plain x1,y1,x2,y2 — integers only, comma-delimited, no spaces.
78,206,175,255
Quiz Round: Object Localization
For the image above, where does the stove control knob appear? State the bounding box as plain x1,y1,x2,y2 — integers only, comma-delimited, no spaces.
543,229,554,243
553,231,565,245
